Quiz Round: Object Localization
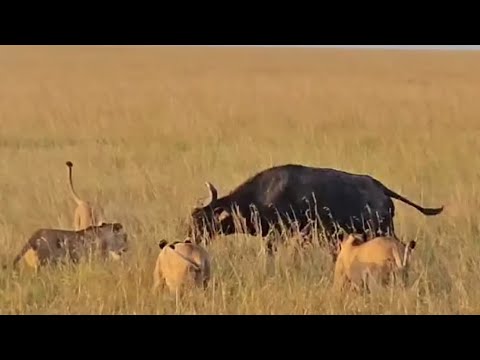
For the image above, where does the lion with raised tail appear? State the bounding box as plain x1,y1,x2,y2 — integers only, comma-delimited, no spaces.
333,234,416,292
66,161,105,230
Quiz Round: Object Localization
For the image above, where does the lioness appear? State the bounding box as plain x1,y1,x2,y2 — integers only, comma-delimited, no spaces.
66,161,105,230
152,238,211,295
11,222,128,271
333,234,416,292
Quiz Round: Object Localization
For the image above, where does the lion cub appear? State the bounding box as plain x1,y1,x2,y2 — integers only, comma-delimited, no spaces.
333,234,416,292
152,238,211,295
66,161,105,231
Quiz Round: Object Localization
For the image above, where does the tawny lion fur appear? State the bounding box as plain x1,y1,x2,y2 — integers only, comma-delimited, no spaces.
10,222,128,272
152,238,211,295
66,161,105,231
333,234,416,292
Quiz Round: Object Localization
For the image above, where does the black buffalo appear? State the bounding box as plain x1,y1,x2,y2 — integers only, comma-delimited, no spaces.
185,164,443,256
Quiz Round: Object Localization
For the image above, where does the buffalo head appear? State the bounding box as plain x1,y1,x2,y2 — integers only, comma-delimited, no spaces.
186,182,236,243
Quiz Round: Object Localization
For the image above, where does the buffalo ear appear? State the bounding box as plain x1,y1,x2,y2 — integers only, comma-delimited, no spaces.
217,209,231,222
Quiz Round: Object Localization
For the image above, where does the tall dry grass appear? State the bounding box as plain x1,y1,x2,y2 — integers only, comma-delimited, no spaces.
0,46,479,314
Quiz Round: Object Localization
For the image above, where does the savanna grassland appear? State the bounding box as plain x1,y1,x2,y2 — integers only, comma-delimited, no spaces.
0,46,479,314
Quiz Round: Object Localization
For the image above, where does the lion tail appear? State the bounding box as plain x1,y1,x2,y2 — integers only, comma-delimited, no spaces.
66,161,83,205
402,240,417,267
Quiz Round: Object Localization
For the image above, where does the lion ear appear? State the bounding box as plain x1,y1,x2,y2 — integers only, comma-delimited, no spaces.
30,238,40,251
158,240,168,249
349,233,365,246
214,208,231,222
56,238,65,249
408,240,416,250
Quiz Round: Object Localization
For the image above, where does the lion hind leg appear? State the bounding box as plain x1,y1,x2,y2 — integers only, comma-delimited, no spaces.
73,208,82,231
152,257,164,293
333,259,348,292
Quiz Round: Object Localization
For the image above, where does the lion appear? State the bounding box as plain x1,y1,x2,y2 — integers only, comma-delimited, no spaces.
10,222,128,272
152,238,211,295
66,161,105,231
333,233,416,292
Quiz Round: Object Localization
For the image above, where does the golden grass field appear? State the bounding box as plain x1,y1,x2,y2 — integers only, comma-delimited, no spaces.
1,45,479,314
